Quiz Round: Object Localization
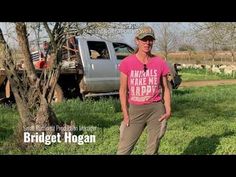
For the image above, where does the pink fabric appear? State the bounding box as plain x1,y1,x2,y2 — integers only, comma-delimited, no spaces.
119,54,170,105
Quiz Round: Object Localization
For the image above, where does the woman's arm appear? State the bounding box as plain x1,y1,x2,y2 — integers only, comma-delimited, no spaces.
119,72,130,126
159,75,171,121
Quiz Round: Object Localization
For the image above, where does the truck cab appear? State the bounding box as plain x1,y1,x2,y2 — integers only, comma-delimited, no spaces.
76,37,134,96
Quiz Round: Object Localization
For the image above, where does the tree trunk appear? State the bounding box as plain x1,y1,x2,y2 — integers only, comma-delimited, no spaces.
164,49,168,60
0,23,61,149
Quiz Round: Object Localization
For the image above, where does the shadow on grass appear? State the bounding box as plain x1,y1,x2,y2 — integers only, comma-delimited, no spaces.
172,89,194,96
84,94,120,101
182,131,234,155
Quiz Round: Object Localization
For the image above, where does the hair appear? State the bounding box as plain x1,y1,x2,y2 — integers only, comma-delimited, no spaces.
134,37,139,53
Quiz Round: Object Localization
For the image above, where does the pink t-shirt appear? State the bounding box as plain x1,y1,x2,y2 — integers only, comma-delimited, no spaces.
119,54,170,105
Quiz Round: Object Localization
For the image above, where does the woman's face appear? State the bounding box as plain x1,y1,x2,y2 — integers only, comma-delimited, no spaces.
136,36,154,53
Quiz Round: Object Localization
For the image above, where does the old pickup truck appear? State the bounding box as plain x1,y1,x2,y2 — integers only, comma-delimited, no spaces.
0,36,181,103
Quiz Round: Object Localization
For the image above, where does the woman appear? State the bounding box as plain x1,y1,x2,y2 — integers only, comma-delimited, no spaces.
117,26,171,155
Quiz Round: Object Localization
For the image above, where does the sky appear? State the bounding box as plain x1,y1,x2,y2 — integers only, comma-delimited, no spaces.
0,22,193,50
0,22,136,47
0,23,19,47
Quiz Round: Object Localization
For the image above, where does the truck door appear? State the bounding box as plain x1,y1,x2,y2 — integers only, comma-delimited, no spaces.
112,42,134,89
85,41,117,92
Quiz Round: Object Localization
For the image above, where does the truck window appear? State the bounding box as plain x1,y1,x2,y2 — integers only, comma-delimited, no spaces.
113,43,134,60
87,41,110,60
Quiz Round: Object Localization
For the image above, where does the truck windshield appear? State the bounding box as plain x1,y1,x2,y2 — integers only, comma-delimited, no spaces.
113,43,134,60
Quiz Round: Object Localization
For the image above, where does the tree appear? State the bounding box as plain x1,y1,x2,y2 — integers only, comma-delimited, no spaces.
220,22,236,62
0,22,67,149
154,23,178,60
178,25,198,62
179,44,195,51
193,22,224,63
59,22,142,42
27,23,42,51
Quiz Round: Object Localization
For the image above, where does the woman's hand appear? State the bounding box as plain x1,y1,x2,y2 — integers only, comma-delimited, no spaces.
123,114,130,127
158,112,171,122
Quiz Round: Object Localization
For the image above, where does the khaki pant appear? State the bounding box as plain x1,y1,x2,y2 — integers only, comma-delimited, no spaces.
117,102,167,155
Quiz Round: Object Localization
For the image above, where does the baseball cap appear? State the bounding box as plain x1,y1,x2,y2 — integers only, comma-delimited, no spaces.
135,26,155,40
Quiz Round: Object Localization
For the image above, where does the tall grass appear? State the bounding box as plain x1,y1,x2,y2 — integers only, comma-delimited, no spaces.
0,85,236,155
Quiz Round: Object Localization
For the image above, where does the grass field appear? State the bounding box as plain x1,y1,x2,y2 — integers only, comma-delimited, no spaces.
1,84,236,155
179,68,236,81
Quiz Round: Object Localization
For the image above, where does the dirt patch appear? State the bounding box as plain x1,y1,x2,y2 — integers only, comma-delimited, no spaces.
179,79,236,88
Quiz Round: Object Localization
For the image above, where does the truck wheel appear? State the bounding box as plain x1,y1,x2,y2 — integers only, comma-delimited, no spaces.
52,84,64,103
